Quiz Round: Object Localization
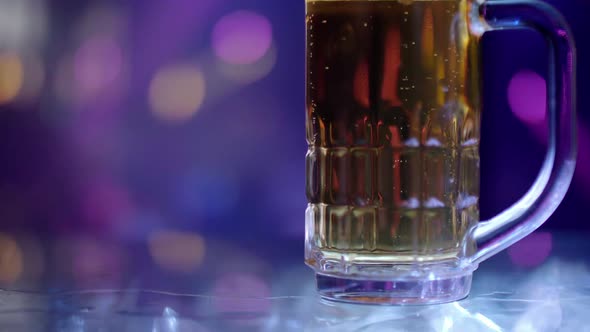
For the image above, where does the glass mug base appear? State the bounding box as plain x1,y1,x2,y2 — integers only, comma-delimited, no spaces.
316,272,472,305
307,250,477,305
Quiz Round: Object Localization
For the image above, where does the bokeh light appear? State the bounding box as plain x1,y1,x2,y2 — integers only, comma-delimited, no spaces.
508,231,553,268
508,70,547,126
212,10,273,65
0,233,23,284
217,45,277,84
149,63,206,123
148,230,206,273
74,36,124,97
0,53,24,105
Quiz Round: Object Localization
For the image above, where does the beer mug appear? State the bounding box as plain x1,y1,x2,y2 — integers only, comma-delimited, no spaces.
304,0,576,304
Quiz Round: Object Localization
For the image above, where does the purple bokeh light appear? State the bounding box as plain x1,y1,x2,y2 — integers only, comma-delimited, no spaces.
507,70,547,126
212,11,273,65
508,232,553,268
74,36,124,96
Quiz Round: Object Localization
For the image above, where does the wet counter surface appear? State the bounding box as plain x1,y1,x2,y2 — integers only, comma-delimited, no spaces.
0,231,588,331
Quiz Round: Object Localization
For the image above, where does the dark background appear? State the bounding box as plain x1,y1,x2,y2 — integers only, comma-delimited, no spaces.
0,0,587,291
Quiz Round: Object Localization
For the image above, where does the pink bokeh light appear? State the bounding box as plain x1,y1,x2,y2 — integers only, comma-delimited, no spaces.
507,70,547,126
508,232,553,268
508,67,590,205
212,11,272,65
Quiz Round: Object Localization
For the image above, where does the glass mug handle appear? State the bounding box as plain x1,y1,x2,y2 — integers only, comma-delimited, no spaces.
468,0,577,264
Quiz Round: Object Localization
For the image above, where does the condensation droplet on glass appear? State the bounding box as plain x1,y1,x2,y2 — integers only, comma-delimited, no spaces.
462,138,478,147
424,197,445,208
403,198,420,209
411,41,416,45
426,137,442,147
364,22,368,27
404,137,420,147
434,53,438,57
325,66,330,70
322,20,327,24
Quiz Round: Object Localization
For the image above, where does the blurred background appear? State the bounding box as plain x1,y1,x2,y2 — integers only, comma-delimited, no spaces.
0,0,587,295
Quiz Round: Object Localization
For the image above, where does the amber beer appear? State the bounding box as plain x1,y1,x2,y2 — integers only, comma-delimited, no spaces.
305,0,482,266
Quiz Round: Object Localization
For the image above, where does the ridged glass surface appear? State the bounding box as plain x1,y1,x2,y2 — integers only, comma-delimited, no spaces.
305,0,481,266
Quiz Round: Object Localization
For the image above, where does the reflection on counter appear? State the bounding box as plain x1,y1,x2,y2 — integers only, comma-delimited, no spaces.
0,232,589,331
